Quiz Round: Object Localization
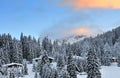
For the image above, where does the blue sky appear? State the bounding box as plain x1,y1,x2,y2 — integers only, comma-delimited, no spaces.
0,0,120,39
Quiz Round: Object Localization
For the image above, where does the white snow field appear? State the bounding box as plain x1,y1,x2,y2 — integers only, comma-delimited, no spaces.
100,63,120,78
23,63,120,78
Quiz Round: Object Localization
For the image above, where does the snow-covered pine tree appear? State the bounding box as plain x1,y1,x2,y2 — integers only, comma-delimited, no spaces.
39,50,50,76
59,68,70,78
9,72,15,78
41,63,52,78
117,56,120,67
32,63,36,72
53,40,59,53
62,70,70,78
114,41,120,57
7,38,22,63
82,59,87,72
87,48,101,78
103,43,112,66
12,39,23,63
57,55,65,70
67,51,77,78
1,42,10,64
23,62,28,75
77,59,84,73
0,48,5,66
16,41,23,63
51,68,58,78
42,37,52,56
34,69,38,78
20,33,30,61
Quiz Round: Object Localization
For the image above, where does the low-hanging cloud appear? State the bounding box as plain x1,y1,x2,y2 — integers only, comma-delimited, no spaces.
41,25,102,39
72,27,91,35
59,0,120,10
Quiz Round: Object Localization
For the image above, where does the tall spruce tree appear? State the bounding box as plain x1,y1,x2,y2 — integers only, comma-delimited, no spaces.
42,37,52,56
87,48,101,78
67,51,77,78
39,50,50,76
23,62,28,75
57,55,65,70
117,56,120,67
103,43,112,66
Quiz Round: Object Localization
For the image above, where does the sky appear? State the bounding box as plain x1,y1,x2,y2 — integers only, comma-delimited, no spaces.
0,0,120,39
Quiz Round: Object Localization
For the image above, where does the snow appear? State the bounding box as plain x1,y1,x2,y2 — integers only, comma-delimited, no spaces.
57,35,87,44
50,62,57,69
77,74,87,78
73,55,86,60
64,35,87,44
78,63,120,78
48,57,54,60
33,57,41,61
112,57,117,59
23,63,120,78
2,63,23,67
101,63,120,78
23,64,35,78
33,56,54,62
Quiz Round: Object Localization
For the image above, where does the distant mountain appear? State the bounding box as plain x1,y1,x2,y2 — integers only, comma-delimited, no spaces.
57,35,88,44
93,26,120,46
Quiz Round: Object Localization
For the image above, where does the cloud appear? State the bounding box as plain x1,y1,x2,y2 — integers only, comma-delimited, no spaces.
40,12,103,39
59,0,120,10
41,25,102,39
72,26,103,36
72,27,91,35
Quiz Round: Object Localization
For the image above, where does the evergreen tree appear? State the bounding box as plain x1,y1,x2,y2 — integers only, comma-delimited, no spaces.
10,39,23,63
39,50,49,76
62,70,70,78
113,41,120,57
103,43,112,66
20,33,29,60
32,63,36,72
9,72,15,78
87,48,101,78
23,62,28,75
117,56,120,67
42,37,52,56
0,48,5,65
59,68,70,78
41,63,52,78
77,59,84,73
51,68,58,78
57,55,65,70
67,51,77,78
34,70,38,78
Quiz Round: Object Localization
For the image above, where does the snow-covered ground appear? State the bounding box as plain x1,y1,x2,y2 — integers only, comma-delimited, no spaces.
101,63,120,78
23,64,35,78
77,63,120,78
24,63,120,78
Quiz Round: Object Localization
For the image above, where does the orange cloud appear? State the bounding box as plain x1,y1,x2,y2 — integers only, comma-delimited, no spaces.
72,27,92,36
59,0,120,9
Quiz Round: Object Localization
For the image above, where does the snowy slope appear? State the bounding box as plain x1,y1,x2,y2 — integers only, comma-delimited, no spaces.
58,35,87,44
